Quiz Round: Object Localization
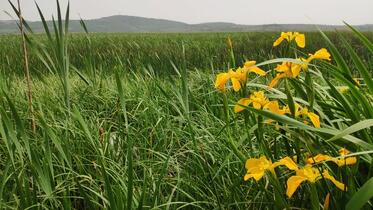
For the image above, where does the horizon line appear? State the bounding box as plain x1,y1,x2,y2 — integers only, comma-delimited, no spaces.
1,14,373,26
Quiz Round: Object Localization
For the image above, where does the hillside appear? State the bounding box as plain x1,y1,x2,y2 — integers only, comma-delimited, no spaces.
1,15,373,33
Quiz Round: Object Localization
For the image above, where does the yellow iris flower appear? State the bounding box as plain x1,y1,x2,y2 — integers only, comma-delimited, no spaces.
301,48,332,70
306,154,333,164
243,61,267,76
273,32,305,48
306,149,357,167
244,156,275,181
286,165,345,198
284,103,321,128
243,156,299,182
272,156,299,170
229,68,248,92
339,148,350,156
234,91,269,113
306,48,332,62
301,108,321,128
244,156,346,198
269,61,302,88
215,72,231,92
268,48,331,88
262,101,288,124
263,101,287,115
214,69,245,92
214,61,266,92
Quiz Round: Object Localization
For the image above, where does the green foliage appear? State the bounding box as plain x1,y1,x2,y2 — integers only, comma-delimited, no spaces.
0,1,372,209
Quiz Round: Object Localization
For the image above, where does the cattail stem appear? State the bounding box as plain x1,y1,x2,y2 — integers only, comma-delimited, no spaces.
17,0,36,133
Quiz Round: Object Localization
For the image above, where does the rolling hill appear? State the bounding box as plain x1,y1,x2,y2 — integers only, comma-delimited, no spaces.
1,15,372,33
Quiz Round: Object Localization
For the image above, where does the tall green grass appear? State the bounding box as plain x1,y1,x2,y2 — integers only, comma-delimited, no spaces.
0,0,372,209
1,31,373,77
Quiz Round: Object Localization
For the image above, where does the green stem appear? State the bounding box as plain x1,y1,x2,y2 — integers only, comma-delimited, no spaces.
222,93,246,163
285,79,295,118
222,93,229,124
305,71,315,111
227,136,246,163
256,115,271,159
268,172,290,210
310,184,320,210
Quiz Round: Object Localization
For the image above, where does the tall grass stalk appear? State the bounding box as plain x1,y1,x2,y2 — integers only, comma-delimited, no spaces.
8,0,36,133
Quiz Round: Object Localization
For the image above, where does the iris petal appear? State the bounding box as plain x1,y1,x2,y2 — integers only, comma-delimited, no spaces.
286,176,307,198
273,157,299,171
215,73,230,92
307,112,321,128
234,98,251,113
249,66,267,76
231,77,241,92
273,37,285,47
323,170,346,191
295,34,305,48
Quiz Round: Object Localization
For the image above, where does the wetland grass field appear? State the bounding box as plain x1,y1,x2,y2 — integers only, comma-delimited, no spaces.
1,3,373,210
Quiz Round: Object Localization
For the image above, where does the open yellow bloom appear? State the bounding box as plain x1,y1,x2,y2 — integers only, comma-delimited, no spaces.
268,48,331,88
229,68,247,91
234,98,252,113
234,91,270,113
339,148,350,156
244,61,267,76
272,156,299,171
306,149,357,167
306,154,334,164
262,101,288,124
214,72,231,92
300,48,332,70
284,104,321,128
244,156,274,181
264,101,287,115
336,148,357,166
276,61,302,77
273,32,305,48
214,69,245,92
305,111,321,128
333,156,357,167
268,61,302,88
215,62,266,92
251,91,270,109
286,165,345,198
306,48,332,62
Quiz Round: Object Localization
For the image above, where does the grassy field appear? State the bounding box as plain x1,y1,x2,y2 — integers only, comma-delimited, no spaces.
1,32,373,77
1,3,373,210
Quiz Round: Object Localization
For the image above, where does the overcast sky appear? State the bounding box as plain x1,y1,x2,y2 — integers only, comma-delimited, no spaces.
1,0,373,25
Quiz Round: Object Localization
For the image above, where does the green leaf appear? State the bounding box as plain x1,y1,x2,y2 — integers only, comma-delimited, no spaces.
340,33,373,94
285,79,296,117
319,29,353,79
346,177,373,210
114,71,133,210
345,22,373,55
239,105,373,151
327,119,373,142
